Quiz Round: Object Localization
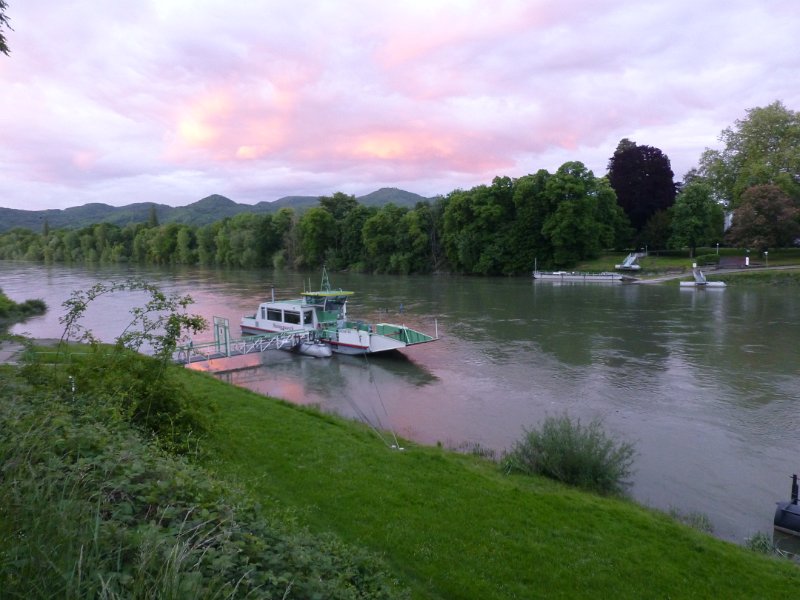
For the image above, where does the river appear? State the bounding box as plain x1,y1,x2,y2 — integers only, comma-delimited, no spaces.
3,261,799,543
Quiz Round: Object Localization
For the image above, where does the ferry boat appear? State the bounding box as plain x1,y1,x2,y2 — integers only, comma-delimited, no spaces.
532,270,630,282
240,269,438,355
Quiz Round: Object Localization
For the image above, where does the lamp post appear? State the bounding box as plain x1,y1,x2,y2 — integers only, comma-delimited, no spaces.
716,242,719,255
765,251,768,266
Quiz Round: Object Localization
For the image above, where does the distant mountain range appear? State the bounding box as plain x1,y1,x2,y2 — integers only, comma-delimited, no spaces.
0,188,434,233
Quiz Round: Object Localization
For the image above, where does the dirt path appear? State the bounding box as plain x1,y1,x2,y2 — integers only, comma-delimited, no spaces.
0,340,25,365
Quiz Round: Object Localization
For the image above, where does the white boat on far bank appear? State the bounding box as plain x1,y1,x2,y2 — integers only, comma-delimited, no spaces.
679,268,726,288
533,270,634,282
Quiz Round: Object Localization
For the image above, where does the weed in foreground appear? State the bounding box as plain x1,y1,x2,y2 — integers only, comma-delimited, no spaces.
503,413,636,496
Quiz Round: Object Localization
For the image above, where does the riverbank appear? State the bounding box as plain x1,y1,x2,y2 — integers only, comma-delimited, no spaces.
181,367,800,599
4,341,800,597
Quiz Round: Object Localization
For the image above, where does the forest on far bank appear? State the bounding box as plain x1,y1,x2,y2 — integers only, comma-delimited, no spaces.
1,102,798,275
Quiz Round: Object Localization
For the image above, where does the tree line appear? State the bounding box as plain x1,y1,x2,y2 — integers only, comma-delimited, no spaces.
2,101,798,273
0,161,631,274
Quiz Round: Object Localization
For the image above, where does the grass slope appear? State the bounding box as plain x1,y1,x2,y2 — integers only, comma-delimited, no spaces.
186,369,800,599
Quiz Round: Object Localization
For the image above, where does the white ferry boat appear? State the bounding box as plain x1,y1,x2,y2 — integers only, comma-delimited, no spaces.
241,269,437,355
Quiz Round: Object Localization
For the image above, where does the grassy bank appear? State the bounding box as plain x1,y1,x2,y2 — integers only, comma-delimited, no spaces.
5,339,800,598
0,287,46,330
0,356,407,599
183,368,800,599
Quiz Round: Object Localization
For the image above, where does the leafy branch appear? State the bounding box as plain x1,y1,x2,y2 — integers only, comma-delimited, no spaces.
59,279,207,364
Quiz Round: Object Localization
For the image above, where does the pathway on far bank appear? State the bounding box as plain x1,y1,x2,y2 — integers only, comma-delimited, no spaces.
634,264,800,284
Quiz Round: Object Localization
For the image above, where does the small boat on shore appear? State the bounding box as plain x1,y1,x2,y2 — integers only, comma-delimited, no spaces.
241,268,438,356
679,268,726,288
533,270,633,282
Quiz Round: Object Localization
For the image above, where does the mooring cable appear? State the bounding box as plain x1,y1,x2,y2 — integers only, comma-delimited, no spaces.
362,352,403,450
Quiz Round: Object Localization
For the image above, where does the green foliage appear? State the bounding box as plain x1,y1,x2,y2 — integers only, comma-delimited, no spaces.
0,287,46,329
297,206,337,267
503,413,636,495
745,532,776,554
669,508,715,533
694,253,720,266
541,162,628,266
195,372,800,599
0,373,407,599
697,101,800,206
669,181,723,255
726,184,800,250
35,279,209,450
0,0,10,56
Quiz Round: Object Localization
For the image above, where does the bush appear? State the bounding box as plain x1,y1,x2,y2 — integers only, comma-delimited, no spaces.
0,372,408,599
503,414,636,495
694,254,720,266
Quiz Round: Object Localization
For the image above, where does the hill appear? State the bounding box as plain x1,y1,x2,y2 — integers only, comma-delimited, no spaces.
0,188,433,233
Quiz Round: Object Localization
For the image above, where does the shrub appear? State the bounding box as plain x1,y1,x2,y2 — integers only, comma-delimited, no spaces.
0,372,408,599
669,508,714,533
503,414,636,495
745,532,775,555
694,254,720,266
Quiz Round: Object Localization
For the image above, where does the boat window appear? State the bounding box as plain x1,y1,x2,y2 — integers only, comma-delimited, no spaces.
267,309,282,321
284,311,301,325
303,310,313,325
261,307,266,319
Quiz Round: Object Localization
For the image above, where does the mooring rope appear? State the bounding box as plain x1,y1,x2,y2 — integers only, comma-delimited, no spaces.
362,352,403,450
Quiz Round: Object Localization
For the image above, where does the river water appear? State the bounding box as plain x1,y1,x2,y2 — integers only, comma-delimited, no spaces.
3,261,799,543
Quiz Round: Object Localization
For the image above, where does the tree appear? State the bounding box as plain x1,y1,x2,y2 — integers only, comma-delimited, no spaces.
607,139,677,233
541,163,605,266
726,184,800,250
669,182,723,257
297,207,336,267
362,204,406,272
147,204,159,227
639,210,672,251
0,0,11,56
697,101,800,207
442,177,515,274
318,192,359,268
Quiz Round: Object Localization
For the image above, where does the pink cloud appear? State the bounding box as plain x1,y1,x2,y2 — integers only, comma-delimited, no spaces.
0,0,798,210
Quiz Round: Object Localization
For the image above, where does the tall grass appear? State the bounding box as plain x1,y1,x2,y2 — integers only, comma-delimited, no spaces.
503,413,636,495
0,370,408,599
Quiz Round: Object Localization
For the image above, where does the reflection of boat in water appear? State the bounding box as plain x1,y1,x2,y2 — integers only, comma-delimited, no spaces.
679,268,726,288
241,268,438,355
533,270,634,282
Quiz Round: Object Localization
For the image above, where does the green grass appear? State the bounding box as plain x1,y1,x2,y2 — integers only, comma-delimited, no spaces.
185,369,800,599
0,367,407,599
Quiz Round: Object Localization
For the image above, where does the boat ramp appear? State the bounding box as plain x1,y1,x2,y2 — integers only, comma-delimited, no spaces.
175,316,316,365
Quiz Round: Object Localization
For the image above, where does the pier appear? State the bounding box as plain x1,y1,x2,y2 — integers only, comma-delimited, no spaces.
175,316,313,365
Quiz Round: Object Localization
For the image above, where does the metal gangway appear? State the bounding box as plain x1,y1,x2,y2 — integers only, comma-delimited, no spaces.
692,269,707,284
175,316,312,365
615,252,641,271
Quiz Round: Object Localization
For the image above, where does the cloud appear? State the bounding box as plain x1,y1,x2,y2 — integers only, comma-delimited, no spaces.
0,0,798,210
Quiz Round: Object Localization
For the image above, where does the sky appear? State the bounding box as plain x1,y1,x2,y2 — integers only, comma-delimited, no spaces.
0,0,798,211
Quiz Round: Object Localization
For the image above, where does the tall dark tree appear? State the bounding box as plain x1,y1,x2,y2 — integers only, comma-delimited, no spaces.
0,1,11,56
607,139,677,233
